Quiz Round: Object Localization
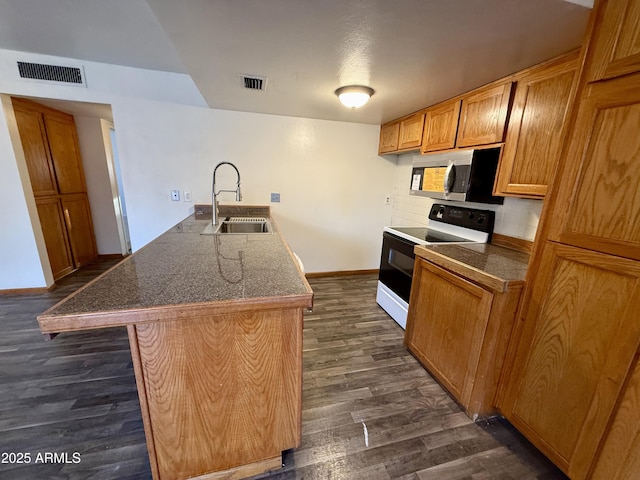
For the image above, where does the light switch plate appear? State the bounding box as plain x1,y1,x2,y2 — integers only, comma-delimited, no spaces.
271,192,281,203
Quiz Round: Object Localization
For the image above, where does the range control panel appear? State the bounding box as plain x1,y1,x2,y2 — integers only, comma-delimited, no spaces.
428,203,495,234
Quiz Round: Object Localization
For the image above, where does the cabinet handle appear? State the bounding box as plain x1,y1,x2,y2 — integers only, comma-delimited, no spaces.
64,208,72,230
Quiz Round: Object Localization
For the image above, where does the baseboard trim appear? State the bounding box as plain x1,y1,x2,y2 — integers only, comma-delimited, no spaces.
305,269,379,278
0,286,49,295
97,254,126,260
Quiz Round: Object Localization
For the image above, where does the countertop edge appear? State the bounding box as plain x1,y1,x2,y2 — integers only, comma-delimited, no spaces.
38,292,314,333
414,245,521,293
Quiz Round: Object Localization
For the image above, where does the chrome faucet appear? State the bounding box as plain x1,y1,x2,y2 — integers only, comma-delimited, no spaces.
212,161,242,225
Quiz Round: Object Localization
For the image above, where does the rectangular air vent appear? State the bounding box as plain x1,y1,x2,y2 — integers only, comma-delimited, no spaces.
240,74,267,91
17,61,86,86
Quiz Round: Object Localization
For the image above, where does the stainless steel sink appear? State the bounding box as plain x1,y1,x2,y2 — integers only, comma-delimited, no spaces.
201,217,272,235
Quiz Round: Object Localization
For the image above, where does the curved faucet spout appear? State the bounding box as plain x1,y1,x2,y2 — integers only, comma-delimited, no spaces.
212,162,242,225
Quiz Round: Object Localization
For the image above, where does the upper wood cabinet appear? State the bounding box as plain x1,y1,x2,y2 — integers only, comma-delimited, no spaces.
378,122,400,154
44,113,87,194
397,112,425,150
456,82,513,148
585,0,640,82
494,54,578,198
546,72,640,261
13,104,58,197
421,99,461,153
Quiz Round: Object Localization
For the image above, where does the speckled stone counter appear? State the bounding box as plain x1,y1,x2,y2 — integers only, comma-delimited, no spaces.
37,206,312,480
39,206,312,330
414,242,530,292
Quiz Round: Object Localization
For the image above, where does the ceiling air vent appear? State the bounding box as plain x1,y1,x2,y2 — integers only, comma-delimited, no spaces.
17,61,86,87
240,74,267,91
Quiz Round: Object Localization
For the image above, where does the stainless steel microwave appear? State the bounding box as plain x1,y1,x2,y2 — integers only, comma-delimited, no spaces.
409,147,504,204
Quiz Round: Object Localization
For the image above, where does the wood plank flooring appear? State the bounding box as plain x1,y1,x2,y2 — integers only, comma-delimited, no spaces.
0,260,567,479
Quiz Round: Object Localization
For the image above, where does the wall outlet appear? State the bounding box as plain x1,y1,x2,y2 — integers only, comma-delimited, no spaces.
271,192,281,203
384,195,391,205
171,190,180,201
183,191,192,202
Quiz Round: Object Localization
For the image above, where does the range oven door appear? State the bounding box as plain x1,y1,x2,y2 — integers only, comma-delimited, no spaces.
378,231,417,304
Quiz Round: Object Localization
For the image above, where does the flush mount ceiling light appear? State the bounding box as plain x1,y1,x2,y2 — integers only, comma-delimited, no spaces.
335,85,374,109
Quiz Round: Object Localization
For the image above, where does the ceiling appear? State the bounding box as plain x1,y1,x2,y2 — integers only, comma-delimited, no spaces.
0,0,591,125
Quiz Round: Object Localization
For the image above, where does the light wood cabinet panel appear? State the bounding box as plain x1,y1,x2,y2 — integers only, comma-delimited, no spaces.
586,0,640,82
44,113,87,194
456,82,512,148
421,100,461,153
494,55,578,198
132,307,302,479
397,112,425,150
405,258,522,418
591,359,640,480
13,97,98,281
13,102,57,196
61,193,97,268
35,196,74,280
378,122,400,153
498,243,640,478
547,72,640,261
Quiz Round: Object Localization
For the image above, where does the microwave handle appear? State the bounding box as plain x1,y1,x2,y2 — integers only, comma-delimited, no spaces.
444,163,455,194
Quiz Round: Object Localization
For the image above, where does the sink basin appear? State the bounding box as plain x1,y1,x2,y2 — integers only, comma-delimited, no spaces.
201,217,272,235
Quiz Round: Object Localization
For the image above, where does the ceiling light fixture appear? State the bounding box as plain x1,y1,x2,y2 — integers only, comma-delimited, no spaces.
335,85,374,109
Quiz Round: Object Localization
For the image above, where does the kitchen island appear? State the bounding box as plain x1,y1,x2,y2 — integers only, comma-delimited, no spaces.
38,206,313,480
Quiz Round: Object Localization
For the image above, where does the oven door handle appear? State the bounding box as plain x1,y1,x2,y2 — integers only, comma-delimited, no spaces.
444,163,455,194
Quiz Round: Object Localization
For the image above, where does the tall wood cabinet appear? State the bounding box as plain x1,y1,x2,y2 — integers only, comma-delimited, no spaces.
497,1,640,478
13,98,97,280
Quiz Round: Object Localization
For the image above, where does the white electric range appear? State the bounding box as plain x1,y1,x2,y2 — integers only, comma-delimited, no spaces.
376,203,495,329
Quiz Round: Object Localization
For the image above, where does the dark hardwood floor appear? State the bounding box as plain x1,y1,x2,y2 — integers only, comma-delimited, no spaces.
0,260,567,479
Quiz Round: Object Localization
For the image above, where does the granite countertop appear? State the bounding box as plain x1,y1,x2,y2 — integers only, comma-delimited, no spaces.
38,205,312,331
414,242,530,292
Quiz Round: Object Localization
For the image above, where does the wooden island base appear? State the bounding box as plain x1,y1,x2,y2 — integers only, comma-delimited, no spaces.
126,304,305,480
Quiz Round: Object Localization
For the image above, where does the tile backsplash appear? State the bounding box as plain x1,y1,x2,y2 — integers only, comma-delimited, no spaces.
391,153,543,241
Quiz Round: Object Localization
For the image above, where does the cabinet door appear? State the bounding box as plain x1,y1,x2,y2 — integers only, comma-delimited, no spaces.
397,112,425,150
378,122,400,153
499,242,640,479
456,82,512,148
44,113,87,194
13,104,57,196
405,259,493,405
494,56,577,198
35,197,74,280
61,193,98,268
421,100,461,153
547,72,640,261
591,359,640,480
586,0,640,82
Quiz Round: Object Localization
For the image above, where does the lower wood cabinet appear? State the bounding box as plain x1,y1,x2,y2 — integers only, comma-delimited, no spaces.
405,257,522,418
35,196,75,279
61,193,98,268
496,242,640,479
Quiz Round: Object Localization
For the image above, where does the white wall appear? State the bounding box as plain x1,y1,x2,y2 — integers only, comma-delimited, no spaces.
0,95,51,289
113,99,394,273
391,153,543,240
0,48,394,287
74,116,122,254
